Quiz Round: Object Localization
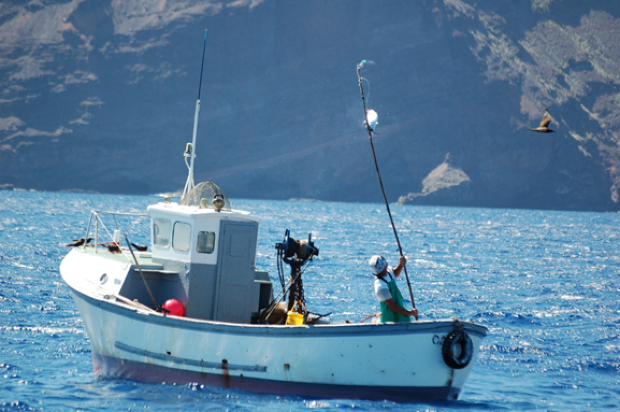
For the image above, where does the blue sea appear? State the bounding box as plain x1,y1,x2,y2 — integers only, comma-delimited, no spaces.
1,190,619,411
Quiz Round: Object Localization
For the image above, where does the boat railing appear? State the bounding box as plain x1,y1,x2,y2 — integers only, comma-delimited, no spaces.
83,210,149,254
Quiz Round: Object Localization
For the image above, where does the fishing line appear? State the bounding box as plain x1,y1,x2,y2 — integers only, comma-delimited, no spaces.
361,77,371,107
358,60,375,105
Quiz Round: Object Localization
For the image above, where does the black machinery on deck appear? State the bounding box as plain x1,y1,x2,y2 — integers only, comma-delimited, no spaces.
275,229,319,314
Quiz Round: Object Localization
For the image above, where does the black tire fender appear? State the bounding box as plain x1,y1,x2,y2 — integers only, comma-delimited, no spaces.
442,329,474,369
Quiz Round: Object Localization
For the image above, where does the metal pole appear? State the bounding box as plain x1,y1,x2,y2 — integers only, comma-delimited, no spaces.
183,30,208,198
125,236,161,311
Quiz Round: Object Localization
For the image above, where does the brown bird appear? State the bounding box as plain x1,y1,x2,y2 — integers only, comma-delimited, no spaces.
66,237,92,247
107,243,121,253
528,109,555,133
130,242,148,252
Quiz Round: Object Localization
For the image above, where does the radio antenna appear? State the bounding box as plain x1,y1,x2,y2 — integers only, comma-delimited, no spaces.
182,30,208,198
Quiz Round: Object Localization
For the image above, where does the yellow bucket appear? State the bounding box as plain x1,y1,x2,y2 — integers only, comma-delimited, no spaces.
285,300,305,325
286,311,304,325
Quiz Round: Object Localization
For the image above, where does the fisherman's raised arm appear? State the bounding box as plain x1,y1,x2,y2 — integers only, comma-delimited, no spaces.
393,255,407,278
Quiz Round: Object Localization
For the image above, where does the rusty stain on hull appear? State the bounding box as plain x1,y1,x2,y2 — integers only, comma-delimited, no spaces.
222,359,230,387
445,368,454,387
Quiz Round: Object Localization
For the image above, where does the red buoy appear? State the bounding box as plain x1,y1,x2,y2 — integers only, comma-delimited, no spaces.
162,299,185,317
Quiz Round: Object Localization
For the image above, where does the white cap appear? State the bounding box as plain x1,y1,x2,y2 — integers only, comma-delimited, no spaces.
368,255,387,275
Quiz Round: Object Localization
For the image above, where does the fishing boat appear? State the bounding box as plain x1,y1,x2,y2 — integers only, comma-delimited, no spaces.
60,33,488,402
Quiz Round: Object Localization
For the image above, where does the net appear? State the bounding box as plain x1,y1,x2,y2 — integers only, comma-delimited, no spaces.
179,181,231,211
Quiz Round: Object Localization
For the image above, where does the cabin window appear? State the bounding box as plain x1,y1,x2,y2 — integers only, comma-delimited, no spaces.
172,222,191,252
153,218,171,247
197,231,216,254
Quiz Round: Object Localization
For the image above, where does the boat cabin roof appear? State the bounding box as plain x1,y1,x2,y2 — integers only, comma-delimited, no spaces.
146,201,260,264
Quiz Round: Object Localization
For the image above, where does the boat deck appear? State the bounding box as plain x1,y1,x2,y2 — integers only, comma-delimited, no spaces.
77,245,160,269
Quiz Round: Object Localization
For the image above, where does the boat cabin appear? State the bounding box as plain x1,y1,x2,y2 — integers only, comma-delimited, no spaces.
118,183,273,324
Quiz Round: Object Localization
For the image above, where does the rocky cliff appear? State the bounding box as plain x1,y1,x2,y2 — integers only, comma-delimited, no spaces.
1,0,620,211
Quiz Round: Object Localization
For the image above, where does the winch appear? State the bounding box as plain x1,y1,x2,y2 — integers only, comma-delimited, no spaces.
275,229,319,316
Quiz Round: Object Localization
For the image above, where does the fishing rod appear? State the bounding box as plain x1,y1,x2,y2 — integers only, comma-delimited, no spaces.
356,60,417,319
183,29,208,198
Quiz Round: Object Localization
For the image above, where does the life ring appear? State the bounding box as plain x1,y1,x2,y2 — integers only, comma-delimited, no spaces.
442,329,473,369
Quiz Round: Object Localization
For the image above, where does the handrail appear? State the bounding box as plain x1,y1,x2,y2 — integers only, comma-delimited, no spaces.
90,210,149,217
82,210,150,255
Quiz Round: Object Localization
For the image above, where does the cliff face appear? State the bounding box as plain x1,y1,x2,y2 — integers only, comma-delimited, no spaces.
397,154,473,205
1,0,620,211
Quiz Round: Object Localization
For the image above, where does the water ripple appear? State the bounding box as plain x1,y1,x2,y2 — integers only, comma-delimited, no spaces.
1,191,620,411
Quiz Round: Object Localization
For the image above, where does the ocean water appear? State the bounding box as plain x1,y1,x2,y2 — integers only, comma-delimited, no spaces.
1,190,619,411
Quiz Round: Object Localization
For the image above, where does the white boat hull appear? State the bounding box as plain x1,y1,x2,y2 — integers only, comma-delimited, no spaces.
67,284,487,402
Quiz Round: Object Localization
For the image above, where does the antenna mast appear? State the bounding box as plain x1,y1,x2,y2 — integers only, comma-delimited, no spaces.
182,30,208,198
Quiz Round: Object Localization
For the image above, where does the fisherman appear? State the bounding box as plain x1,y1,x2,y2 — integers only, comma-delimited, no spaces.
369,255,418,323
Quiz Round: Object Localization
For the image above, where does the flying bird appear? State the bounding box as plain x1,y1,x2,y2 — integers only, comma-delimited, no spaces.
528,109,555,133
66,237,92,247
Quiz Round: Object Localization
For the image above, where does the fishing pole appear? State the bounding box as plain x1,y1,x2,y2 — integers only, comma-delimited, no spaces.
356,60,417,319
